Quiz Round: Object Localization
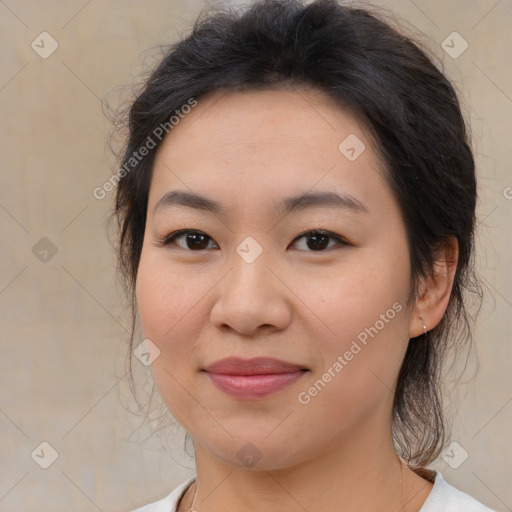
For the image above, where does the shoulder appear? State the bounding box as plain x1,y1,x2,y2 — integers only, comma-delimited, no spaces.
420,471,496,512
128,476,196,512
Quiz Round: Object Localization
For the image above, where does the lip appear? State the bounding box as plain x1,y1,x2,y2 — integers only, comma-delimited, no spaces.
203,356,307,375
202,357,308,400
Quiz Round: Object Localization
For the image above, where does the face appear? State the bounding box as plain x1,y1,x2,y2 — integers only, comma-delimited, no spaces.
135,88,415,470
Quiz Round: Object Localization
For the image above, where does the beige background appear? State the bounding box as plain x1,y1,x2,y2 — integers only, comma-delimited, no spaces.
0,0,510,510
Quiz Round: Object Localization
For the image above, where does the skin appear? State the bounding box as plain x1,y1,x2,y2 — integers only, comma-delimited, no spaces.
135,87,458,512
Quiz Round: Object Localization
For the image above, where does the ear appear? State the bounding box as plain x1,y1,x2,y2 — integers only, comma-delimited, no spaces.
409,235,459,338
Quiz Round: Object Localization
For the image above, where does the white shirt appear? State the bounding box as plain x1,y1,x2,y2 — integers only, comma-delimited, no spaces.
130,471,496,511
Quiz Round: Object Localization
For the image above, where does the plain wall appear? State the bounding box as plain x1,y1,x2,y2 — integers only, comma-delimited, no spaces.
0,0,510,510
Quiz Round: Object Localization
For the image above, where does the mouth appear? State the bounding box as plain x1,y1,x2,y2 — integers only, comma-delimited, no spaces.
201,357,309,400
202,370,308,400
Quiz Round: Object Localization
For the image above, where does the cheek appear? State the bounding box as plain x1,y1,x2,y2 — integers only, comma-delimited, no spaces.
135,259,170,340
135,248,219,373
135,251,202,423
135,249,200,342
313,257,408,338
307,252,411,389
295,291,409,436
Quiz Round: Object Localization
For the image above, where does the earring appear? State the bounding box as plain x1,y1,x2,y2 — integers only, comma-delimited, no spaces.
419,317,428,339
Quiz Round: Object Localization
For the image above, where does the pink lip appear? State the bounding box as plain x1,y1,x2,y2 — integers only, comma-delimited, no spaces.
202,357,308,400
205,371,307,399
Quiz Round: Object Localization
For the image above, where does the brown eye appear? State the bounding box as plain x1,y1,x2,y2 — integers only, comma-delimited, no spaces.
157,230,218,251
290,230,349,252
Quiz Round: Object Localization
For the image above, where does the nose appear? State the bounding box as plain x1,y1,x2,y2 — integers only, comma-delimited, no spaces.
209,247,292,337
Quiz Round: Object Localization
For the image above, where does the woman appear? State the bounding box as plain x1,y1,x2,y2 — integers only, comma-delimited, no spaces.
112,0,494,510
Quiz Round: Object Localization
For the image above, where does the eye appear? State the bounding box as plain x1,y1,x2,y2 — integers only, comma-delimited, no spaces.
289,230,349,252
155,229,349,252
155,229,218,251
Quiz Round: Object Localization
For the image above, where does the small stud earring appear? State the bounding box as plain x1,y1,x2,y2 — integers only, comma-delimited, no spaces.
419,317,428,338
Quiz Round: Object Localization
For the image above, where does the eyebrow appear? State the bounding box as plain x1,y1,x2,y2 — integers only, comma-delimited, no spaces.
153,189,368,217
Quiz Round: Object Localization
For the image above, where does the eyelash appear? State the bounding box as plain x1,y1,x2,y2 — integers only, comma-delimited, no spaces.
154,229,350,252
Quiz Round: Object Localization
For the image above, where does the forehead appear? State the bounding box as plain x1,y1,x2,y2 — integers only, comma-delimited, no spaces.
157,87,370,153
148,88,390,219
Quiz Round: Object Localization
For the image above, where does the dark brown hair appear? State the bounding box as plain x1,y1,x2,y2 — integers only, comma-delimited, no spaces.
111,0,481,468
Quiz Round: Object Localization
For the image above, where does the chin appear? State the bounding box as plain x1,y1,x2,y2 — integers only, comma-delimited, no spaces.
198,434,313,472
